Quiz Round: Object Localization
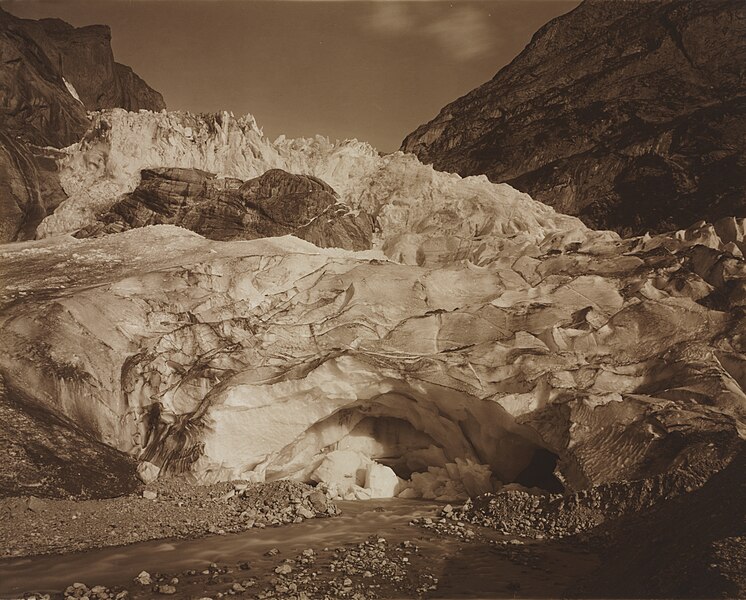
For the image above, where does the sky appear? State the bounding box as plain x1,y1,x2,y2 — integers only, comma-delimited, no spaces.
2,0,580,152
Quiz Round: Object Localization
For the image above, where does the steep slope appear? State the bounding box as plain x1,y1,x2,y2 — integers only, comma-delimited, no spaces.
0,373,138,499
401,0,746,236
0,6,165,243
0,132,67,243
572,443,746,598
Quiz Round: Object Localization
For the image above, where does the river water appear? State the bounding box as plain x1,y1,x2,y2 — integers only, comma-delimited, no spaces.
0,499,598,598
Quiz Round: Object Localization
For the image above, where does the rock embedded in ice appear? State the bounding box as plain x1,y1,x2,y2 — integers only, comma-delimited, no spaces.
75,167,374,251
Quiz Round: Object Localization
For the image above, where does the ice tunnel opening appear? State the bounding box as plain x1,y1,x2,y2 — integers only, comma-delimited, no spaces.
261,390,564,502
513,448,564,494
332,415,440,480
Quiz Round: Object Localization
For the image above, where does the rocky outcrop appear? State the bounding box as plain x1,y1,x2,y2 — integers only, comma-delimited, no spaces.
75,167,375,251
1,211,743,498
0,133,42,243
0,132,67,243
0,7,165,243
401,0,746,236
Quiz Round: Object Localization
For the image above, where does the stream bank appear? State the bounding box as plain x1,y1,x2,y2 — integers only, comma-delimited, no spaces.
1,498,598,600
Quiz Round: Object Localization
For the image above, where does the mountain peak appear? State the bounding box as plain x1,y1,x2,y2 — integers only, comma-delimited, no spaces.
401,0,746,236
0,6,165,147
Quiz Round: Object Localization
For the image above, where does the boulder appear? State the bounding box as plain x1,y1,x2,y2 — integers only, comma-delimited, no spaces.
136,461,161,484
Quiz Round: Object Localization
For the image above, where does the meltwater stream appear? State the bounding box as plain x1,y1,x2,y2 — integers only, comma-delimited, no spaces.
0,499,598,599
0,500,434,596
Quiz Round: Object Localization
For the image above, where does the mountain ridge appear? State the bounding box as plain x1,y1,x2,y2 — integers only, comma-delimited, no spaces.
0,6,165,243
401,0,746,236
0,6,165,146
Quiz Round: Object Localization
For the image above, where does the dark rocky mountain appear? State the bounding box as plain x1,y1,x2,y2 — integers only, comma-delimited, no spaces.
33,17,165,116
401,0,746,236
0,6,164,147
0,6,165,243
75,167,375,251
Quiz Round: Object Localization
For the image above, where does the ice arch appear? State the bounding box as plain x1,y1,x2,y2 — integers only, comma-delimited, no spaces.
191,354,562,500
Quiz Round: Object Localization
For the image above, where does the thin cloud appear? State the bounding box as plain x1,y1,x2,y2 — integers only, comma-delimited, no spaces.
368,2,415,34
425,6,493,60
366,3,496,62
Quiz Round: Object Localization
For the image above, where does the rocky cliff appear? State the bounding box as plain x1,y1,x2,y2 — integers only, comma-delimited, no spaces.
0,6,164,147
0,7,165,243
35,18,165,114
401,0,746,236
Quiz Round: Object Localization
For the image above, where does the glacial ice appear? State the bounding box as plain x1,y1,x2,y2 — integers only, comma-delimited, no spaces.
309,449,494,502
0,109,744,498
1,213,744,495
310,450,402,500
37,108,584,262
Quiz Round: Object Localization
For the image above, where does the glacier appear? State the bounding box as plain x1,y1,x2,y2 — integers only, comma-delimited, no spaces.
0,109,744,502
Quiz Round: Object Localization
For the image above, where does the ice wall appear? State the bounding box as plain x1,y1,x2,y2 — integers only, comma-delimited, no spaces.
37,109,586,263
2,221,743,495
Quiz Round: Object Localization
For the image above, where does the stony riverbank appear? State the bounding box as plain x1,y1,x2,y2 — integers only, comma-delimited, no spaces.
14,533,439,600
4,446,745,599
0,479,338,559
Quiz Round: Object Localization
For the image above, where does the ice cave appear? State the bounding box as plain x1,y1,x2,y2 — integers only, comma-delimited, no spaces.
268,394,564,502
196,363,565,502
